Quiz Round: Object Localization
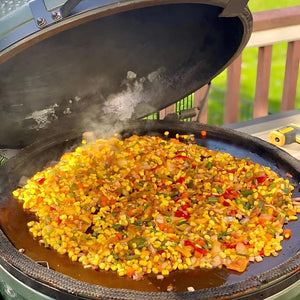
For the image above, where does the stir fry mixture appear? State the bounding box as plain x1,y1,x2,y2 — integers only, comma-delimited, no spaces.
13,134,299,280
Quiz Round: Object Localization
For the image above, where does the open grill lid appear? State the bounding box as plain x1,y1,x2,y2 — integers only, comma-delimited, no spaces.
0,0,252,148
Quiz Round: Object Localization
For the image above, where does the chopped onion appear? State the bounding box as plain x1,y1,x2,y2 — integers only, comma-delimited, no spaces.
18,176,29,187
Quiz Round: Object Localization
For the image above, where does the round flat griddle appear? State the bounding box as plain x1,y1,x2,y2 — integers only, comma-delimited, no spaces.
0,120,299,299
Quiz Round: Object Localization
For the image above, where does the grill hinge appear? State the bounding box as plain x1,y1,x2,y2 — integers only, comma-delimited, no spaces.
219,0,249,17
164,83,211,122
29,0,82,29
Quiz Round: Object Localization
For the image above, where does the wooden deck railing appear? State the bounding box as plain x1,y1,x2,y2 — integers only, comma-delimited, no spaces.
159,6,300,125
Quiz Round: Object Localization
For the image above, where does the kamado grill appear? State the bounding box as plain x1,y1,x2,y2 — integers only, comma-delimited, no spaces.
0,0,299,299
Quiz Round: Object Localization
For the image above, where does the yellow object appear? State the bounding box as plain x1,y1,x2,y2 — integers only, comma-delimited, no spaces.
12,135,298,279
269,123,300,146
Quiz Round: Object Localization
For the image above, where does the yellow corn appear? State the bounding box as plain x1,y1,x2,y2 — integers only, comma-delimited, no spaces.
12,134,297,280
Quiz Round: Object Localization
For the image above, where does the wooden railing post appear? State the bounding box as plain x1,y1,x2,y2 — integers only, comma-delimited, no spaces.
224,54,242,124
281,40,300,111
253,45,273,118
194,85,209,123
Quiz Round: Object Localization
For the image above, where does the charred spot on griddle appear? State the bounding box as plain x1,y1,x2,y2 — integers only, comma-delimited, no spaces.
111,224,127,232
200,155,211,161
91,207,100,215
85,225,93,235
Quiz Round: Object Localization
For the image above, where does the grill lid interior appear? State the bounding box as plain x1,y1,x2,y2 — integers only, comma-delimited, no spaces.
0,0,252,148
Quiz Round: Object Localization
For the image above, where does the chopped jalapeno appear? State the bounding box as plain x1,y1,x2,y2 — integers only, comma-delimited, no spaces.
128,237,147,250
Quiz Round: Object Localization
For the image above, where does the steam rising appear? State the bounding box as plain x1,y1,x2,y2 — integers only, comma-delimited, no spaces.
103,67,166,121
19,66,167,146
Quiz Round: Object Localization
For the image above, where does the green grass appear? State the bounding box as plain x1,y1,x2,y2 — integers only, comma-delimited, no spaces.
248,0,300,12
208,0,300,125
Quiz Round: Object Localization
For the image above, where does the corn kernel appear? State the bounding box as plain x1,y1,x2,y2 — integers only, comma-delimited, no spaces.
162,269,169,276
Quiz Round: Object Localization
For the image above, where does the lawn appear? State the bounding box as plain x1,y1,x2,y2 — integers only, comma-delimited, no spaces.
207,0,300,125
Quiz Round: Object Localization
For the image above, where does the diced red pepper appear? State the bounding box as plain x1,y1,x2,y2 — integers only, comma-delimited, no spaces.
222,188,232,197
223,200,230,207
180,204,190,210
257,175,268,183
173,155,193,161
116,232,123,240
158,250,165,255
184,240,195,249
194,247,208,256
77,183,84,189
225,243,236,249
175,209,190,220
222,187,238,200
176,151,185,155
230,210,237,217
284,228,292,239
38,178,46,185
173,196,181,203
175,177,186,184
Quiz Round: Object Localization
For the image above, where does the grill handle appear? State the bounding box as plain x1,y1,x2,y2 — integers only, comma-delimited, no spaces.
60,0,82,18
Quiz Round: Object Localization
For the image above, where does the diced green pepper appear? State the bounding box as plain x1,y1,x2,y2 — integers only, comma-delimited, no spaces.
187,180,194,188
244,201,254,210
204,241,212,250
237,253,248,257
266,224,276,235
177,220,187,226
241,190,254,197
128,237,147,249
218,232,228,240
112,224,122,231
134,220,143,226
126,253,140,260
142,203,152,214
112,253,119,260
235,198,243,204
216,187,223,194
206,161,213,169
70,183,78,190
157,245,167,251
208,197,219,203
246,172,253,179
268,182,276,190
